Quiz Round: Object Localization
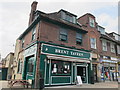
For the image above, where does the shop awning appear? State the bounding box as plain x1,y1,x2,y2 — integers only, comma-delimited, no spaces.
47,55,90,63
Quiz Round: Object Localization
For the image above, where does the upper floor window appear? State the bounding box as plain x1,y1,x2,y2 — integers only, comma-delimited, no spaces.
76,32,82,45
111,43,115,53
21,39,24,48
89,17,95,27
90,38,96,49
102,40,107,51
97,25,105,34
59,28,68,42
17,60,23,74
117,45,120,54
61,11,76,24
31,26,36,41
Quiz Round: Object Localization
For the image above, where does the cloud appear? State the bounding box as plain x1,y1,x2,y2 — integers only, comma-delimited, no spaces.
0,1,118,59
97,13,118,33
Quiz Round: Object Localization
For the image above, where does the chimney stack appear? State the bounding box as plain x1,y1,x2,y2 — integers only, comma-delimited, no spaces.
28,1,38,25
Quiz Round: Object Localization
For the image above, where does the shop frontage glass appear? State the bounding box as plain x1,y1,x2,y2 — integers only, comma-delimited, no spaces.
51,60,71,75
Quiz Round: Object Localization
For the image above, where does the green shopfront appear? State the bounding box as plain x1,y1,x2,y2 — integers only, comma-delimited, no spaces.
40,43,93,86
22,44,37,86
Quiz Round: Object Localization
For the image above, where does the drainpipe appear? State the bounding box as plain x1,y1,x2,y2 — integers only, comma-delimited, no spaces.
34,20,41,88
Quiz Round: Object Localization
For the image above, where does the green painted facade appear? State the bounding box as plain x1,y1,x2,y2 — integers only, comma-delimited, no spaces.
23,42,93,87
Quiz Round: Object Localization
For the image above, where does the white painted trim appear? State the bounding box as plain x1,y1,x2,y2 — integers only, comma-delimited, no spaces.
47,55,90,63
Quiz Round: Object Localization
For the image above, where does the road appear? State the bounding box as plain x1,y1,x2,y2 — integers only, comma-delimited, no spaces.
0,80,118,90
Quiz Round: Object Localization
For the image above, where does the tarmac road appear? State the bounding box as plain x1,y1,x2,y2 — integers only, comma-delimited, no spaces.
0,80,118,90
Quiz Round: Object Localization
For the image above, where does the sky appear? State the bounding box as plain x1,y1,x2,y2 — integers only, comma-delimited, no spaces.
0,0,119,59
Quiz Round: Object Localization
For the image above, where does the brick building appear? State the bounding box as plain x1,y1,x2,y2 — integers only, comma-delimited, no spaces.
12,1,120,88
15,1,93,87
78,14,120,82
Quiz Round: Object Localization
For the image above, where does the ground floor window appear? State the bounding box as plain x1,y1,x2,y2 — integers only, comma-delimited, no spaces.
51,60,71,75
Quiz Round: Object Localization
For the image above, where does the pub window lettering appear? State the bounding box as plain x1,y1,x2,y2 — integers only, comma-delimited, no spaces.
76,32,82,45
59,28,68,41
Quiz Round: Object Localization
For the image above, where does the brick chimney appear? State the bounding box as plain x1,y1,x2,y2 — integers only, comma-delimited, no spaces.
28,1,38,25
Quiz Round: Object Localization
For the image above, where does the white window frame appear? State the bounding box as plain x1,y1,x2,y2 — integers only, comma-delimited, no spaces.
110,43,115,53
89,17,95,27
90,38,96,49
32,26,36,41
117,45,120,54
102,40,107,51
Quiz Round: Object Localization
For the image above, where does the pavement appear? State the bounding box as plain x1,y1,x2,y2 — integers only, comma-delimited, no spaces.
0,80,119,90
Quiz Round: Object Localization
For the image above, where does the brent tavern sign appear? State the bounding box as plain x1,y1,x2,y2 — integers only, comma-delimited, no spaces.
41,44,90,59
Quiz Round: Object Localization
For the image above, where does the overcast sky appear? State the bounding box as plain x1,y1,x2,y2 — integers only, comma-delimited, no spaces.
0,0,119,59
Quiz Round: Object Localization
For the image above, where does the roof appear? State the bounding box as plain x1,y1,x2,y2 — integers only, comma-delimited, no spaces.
100,33,120,45
58,9,77,17
18,10,87,40
78,13,95,19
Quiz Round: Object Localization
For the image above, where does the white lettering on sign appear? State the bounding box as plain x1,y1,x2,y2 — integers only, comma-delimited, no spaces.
55,49,84,57
55,49,69,55
71,52,83,56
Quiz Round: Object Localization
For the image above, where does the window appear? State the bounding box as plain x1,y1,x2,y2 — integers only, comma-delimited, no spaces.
59,28,67,41
51,60,71,75
117,45,120,54
21,39,24,48
76,32,82,45
17,60,23,74
90,38,96,49
102,40,107,51
89,17,95,27
97,26,105,34
61,11,76,23
111,43,115,53
27,60,34,73
31,26,36,41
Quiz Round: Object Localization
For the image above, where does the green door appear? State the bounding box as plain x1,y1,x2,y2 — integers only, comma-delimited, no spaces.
26,57,35,81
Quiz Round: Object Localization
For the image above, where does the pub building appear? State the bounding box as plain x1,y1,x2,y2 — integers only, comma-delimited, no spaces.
18,1,94,87
22,42,93,87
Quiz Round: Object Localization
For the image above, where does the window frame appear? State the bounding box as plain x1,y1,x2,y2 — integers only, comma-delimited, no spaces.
102,40,107,51
61,11,76,24
89,17,95,27
117,45,120,54
90,38,96,49
76,32,82,45
51,60,71,76
59,28,68,42
17,60,23,74
31,26,36,41
110,43,115,53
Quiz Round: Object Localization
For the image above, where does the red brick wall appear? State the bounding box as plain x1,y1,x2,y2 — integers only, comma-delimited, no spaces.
19,23,39,51
78,14,101,54
78,13,117,57
39,21,87,50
